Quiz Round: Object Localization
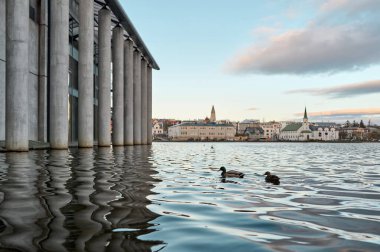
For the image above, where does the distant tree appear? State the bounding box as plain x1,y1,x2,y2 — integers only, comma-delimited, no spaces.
339,131,348,140
352,120,359,127
344,120,351,128
359,120,365,128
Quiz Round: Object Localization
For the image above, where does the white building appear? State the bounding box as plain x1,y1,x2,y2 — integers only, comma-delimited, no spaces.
168,122,236,141
168,106,236,141
152,122,164,136
279,108,339,141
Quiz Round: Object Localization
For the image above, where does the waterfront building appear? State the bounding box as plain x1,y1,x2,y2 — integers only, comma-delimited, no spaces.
152,121,164,136
168,122,236,141
279,108,339,141
339,127,369,140
0,0,159,151
168,106,236,141
237,119,260,134
244,127,265,141
260,121,282,140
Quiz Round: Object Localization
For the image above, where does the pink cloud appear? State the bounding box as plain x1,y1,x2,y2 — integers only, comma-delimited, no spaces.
286,79,380,98
225,0,380,75
295,108,380,117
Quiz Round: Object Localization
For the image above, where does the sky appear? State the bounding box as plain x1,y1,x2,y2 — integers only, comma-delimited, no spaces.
121,0,380,124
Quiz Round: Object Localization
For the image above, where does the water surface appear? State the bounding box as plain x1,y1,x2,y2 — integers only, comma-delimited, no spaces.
0,143,379,251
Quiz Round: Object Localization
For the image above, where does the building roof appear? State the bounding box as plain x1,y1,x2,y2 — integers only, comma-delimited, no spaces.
282,123,303,131
69,1,159,70
244,127,264,134
176,122,234,127
313,122,337,127
240,119,260,124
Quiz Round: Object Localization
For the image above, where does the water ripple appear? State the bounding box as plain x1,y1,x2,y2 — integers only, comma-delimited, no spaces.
0,143,379,251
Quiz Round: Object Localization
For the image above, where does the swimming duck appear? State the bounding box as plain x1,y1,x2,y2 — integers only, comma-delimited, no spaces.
219,166,245,178
264,171,280,185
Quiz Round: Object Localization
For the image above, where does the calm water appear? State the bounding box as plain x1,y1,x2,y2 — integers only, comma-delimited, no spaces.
0,143,379,251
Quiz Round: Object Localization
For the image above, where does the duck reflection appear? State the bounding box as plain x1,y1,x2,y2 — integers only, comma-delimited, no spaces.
0,146,163,251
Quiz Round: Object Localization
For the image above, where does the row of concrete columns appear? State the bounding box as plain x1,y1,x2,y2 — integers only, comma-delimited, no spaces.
4,0,153,151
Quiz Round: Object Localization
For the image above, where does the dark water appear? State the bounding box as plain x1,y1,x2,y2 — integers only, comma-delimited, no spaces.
0,143,379,251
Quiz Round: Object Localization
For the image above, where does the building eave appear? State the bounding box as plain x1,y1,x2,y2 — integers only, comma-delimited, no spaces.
106,0,160,70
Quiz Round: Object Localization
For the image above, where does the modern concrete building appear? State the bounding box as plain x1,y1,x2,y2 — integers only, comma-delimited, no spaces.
0,0,159,151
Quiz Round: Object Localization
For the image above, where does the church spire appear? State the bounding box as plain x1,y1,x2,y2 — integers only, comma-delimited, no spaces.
303,107,308,124
210,105,216,122
303,107,308,120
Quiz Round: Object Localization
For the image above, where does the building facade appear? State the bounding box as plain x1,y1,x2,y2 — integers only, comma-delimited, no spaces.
152,121,164,136
260,121,282,140
237,119,260,134
0,0,159,151
168,122,236,141
279,108,339,141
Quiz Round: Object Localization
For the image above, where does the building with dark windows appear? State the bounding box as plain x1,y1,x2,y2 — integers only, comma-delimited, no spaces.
0,0,159,151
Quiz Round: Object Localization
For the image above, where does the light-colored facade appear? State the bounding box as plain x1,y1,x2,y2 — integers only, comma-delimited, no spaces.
260,122,282,140
0,0,158,151
168,122,236,141
340,127,369,140
152,122,164,136
279,108,339,141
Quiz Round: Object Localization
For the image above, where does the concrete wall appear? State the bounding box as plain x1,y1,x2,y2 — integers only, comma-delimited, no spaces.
28,18,40,141
0,0,5,140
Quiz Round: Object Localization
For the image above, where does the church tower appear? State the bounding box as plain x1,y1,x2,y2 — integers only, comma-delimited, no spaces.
210,105,216,122
303,107,308,124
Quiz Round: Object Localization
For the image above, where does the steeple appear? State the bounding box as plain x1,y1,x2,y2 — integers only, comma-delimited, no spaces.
303,107,308,119
210,105,216,122
303,107,308,123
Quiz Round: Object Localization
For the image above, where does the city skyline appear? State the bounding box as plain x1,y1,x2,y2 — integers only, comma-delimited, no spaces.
122,0,380,124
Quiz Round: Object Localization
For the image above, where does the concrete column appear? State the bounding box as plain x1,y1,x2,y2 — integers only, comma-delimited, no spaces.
78,0,94,148
5,0,29,151
111,26,124,146
0,0,6,141
97,7,112,147
50,0,69,149
147,66,153,145
124,39,134,145
141,59,148,145
38,0,49,143
133,50,142,145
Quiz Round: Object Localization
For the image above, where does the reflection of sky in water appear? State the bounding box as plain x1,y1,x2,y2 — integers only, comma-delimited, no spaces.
147,143,380,252
0,143,379,251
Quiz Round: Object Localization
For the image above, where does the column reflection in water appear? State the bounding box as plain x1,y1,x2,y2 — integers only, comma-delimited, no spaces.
0,152,45,250
106,146,164,251
0,147,163,251
41,150,72,251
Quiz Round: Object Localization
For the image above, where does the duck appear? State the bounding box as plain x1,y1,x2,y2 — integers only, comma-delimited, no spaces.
219,166,245,178
264,171,280,185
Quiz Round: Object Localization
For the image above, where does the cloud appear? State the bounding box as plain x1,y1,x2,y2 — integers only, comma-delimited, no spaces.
295,108,380,118
286,79,380,98
320,0,380,14
225,0,380,75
